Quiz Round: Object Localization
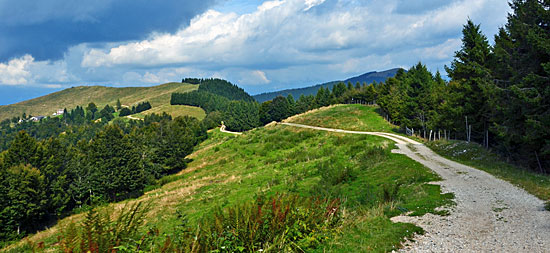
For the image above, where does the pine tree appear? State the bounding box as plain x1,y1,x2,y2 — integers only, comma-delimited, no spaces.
445,19,493,142
490,0,550,171
86,103,98,120
116,99,122,111
3,131,42,168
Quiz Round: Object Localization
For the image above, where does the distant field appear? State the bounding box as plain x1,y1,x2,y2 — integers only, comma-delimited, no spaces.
0,82,203,121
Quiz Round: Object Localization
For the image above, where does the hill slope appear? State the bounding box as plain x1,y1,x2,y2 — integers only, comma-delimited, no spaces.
4,104,451,252
0,82,205,121
253,68,401,102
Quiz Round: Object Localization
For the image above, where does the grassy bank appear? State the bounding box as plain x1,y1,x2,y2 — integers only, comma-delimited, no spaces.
427,140,550,201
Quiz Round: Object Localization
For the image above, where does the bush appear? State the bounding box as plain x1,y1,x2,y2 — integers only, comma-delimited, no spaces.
202,111,223,129
57,202,151,252
317,157,356,186
133,101,152,114
192,194,342,252
118,107,132,117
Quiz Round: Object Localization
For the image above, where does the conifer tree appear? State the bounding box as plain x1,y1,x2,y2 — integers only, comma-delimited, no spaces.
490,0,550,171
445,19,493,142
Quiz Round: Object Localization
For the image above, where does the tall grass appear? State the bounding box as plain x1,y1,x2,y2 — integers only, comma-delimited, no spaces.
54,194,342,252
193,193,342,252
56,201,151,252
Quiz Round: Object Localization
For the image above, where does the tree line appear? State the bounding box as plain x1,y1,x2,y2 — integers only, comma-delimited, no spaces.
118,101,152,117
377,0,549,173
0,101,208,245
172,75,378,131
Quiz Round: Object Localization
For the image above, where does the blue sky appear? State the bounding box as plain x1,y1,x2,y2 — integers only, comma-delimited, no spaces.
0,0,511,104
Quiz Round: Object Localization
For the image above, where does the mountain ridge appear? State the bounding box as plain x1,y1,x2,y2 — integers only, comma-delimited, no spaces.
253,68,401,102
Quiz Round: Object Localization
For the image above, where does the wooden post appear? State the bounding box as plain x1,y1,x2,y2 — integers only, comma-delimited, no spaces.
535,151,544,174
465,116,470,142
468,125,472,142
429,130,433,141
438,130,441,140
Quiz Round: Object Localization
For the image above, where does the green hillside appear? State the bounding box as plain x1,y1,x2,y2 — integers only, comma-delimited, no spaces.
0,82,205,121
4,105,452,252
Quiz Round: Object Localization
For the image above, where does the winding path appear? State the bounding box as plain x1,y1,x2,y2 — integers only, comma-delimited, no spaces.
281,122,550,252
220,124,242,135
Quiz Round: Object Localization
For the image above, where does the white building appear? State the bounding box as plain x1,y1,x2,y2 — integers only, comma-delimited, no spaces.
52,109,64,116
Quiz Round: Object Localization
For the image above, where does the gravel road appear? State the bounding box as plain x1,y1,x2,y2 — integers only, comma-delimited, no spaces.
220,124,242,135
281,122,550,252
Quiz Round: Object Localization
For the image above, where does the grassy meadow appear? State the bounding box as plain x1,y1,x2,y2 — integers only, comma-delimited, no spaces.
285,104,398,132
4,105,454,252
0,82,203,121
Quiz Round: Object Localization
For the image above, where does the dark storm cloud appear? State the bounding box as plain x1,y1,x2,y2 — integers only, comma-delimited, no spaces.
0,0,220,61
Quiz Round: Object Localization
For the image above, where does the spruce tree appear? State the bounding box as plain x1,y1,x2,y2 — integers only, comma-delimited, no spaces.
445,19,493,142
490,0,550,171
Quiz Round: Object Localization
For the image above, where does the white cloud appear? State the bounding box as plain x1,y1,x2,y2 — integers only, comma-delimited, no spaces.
304,0,325,11
0,54,74,86
2,0,512,93
0,55,33,85
81,0,508,72
239,70,271,85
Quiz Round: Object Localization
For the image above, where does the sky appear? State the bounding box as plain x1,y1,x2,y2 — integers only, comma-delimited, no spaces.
0,0,511,105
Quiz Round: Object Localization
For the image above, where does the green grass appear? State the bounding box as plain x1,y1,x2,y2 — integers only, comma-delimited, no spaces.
427,140,550,201
0,82,204,121
287,104,398,132
4,105,453,252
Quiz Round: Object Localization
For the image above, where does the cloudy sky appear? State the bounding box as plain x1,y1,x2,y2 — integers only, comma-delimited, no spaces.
0,0,511,104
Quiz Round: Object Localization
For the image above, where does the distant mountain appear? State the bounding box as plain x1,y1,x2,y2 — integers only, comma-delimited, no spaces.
253,68,401,102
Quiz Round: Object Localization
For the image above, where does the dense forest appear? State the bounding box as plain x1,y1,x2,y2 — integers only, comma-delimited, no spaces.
0,101,207,245
171,79,261,131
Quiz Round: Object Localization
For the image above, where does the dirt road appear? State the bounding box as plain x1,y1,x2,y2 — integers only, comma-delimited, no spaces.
220,124,242,135
281,122,550,252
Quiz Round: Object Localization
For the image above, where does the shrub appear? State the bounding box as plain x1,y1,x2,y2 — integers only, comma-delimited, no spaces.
57,201,151,252
317,157,356,186
191,194,342,252
118,107,132,117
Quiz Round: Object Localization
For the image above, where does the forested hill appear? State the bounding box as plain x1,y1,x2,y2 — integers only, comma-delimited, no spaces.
171,79,260,131
0,82,198,122
253,68,401,102
198,79,255,102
